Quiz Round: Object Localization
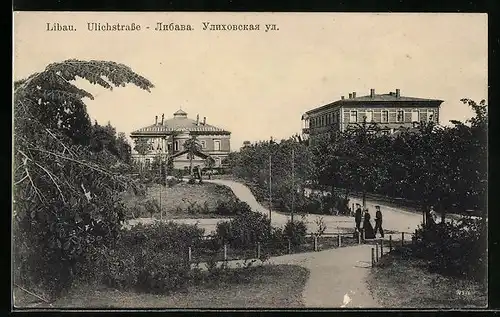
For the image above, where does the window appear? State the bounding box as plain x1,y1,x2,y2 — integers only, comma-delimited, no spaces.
167,143,172,152
215,157,222,166
365,110,373,122
350,110,357,123
214,140,221,151
200,140,206,149
397,110,404,122
174,141,179,151
411,110,420,122
427,110,434,122
382,110,389,123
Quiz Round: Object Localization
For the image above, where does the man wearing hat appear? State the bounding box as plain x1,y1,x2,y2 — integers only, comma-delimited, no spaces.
374,205,384,238
354,203,362,231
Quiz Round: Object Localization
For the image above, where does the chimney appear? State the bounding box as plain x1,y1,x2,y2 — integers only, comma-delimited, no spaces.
203,116,206,125
352,92,357,98
348,93,353,99
370,89,375,98
341,96,345,100
196,114,199,125
155,115,158,125
161,114,164,125
396,89,401,98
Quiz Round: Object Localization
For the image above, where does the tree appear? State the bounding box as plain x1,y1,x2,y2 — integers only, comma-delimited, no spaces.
204,156,215,179
343,118,387,206
183,135,202,177
13,59,154,296
116,132,132,164
133,137,151,175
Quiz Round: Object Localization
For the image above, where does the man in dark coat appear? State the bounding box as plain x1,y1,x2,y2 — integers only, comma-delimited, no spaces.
354,203,362,231
374,205,384,238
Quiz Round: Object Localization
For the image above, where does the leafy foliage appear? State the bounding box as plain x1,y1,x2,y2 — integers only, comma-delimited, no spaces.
13,59,154,296
103,222,204,293
412,218,486,283
228,137,313,214
283,220,307,246
215,206,273,249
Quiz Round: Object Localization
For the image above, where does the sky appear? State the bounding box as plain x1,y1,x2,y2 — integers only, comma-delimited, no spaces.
13,12,487,149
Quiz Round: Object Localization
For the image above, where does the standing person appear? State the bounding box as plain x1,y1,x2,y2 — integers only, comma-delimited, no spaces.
354,203,362,231
427,206,438,225
363,208,375,239
374,205,384,238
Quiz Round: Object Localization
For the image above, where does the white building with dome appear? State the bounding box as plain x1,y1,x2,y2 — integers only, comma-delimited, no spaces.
130,109,231,170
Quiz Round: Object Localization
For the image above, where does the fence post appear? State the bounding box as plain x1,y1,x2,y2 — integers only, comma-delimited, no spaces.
380,239,384,256
375,243,379,262
288,239,292,254
224,244,227,261
188,246,192,262
401,232,404,247
338,234,342,248
314,235,318,252
257,242,261,259
389,235,392,251
371,248,375,267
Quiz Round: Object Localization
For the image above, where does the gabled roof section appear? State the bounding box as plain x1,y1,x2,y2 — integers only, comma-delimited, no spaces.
173,109,188,117
170,149,211,160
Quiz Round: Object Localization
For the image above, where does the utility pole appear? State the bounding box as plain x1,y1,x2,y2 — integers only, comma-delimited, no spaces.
269,153,272,225
159,151,162,222
291,147,295,223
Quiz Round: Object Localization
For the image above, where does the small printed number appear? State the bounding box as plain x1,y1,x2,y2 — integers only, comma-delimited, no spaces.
456,290,471,296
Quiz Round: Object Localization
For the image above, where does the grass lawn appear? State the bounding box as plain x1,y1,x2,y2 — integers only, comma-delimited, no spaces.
366,251,487,308
120,182,238,219
25,265,309,309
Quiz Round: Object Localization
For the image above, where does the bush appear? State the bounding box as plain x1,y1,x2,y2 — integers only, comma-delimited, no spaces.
136,250,191,293
166,177,179,188
412,218,486,282
283,220,307,246
120,221,205,253
215,209,272,249
102,221,205,293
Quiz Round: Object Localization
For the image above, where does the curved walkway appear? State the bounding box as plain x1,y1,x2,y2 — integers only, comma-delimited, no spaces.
206,179,422,236
269,245,379,307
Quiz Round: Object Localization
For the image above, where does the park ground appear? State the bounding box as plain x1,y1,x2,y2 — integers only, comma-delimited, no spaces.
119,181,237,220
367,251,487,308
16,265,309,308
16,179,487,308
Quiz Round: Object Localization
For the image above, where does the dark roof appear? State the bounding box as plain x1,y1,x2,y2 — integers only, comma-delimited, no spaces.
131,109,230,135
305,93,444,115
342,93,442,103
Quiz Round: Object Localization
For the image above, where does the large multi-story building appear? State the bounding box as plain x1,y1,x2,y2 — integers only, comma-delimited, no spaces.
301,88,443,142
130,109,231,170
